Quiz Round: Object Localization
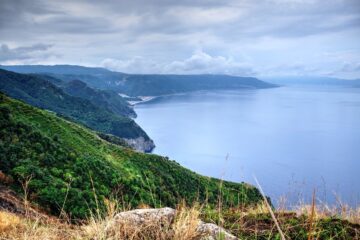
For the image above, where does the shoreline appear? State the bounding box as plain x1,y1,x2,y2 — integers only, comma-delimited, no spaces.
128,96,159,106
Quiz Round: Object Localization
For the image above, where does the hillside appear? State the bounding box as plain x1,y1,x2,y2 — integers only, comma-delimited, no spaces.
0,65,277,97
62,80,136,117
37,76,137,118
112,74,277,97
0,93,263,220
0,69,152,152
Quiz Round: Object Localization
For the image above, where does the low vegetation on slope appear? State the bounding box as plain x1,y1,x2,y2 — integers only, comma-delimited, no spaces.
0,69,152,150
0,93,263,220
203,203,359,239
0,200,358,240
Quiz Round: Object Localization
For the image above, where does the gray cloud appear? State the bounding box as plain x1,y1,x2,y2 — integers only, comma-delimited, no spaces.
0,43,53,62
0,0,359,78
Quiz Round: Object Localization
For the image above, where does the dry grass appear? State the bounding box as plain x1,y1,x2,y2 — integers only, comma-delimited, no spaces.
80,201,204,240
0,211,21,233
0,182,359,240
1,201,359,240
0,203,205,240
0,211,80,240
295,202,360,225
172,203,203,240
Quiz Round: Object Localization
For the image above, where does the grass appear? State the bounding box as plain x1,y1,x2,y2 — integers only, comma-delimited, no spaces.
0,201,204,240
0,198,359,240
202,200,360,239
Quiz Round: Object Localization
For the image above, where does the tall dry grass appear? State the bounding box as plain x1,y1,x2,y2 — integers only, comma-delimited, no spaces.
83,200,204,240
0,211,80,240
0,171,359,240
1,199,359,240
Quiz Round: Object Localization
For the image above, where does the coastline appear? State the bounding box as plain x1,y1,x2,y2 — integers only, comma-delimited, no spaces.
126,86,280,106
128,96,159,106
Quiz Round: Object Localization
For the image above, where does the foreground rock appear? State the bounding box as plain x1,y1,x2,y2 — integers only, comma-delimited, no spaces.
106,207,238,240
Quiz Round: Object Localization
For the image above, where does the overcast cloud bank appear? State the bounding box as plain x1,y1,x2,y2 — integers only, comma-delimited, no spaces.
0,0,359,78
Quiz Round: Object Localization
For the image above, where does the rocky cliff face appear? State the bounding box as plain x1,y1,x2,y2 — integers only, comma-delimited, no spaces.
124,137,155,153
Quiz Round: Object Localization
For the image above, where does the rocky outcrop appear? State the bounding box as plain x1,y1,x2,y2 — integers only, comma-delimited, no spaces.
106,207,238,240
197,223,237,240
124,137,155,153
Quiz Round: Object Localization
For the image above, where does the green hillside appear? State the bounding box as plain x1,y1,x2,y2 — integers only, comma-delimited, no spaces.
0,69,153,151
35,75,137,118
0,93,263,219
61,80,136,118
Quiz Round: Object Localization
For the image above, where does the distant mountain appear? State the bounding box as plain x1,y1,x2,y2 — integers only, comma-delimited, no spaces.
111,74,277,96
0,64,116,75
0,69,153,152
0,65,277,97
0,65,126,90
263,76,360,87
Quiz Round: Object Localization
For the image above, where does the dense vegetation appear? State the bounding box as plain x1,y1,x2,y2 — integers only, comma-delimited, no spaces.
62,80,136,117
0,69,150,143
203,207,359,239
39,77,136,118
0,93,263,219
0,65,277,97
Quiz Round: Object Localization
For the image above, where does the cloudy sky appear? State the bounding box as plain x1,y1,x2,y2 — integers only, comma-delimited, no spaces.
0,0,359,78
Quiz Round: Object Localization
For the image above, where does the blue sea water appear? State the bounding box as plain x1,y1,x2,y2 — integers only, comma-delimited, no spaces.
135,86,360,207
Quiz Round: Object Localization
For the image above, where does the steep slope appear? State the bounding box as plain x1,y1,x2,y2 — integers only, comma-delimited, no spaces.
62,80,136,117
0,65,277,97
0,93,263,219
38,76,137,118
0,69,153,152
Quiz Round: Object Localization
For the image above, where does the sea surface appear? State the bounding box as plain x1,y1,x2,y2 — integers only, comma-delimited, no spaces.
135,86,360,207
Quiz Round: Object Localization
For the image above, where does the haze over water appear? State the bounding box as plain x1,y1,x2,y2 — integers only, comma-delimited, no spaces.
135,86,360,207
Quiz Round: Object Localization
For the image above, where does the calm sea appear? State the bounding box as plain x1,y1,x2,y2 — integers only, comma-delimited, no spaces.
135,86,360,207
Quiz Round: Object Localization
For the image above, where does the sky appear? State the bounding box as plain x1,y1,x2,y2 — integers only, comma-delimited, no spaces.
0,0,359,78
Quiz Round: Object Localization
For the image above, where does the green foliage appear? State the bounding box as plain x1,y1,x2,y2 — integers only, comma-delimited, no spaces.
97,132,130,148
202,208,360,240
0,93,263,220
0,69,148,140
56,79,136,118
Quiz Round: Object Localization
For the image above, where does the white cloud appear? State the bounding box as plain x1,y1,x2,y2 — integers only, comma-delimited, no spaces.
164,50,255,75
101,56,162,74
101,50,255,76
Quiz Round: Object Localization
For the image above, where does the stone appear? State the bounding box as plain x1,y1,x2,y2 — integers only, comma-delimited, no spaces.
106,207,238,240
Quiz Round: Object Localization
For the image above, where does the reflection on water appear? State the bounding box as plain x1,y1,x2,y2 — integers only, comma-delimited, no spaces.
135,86,360,207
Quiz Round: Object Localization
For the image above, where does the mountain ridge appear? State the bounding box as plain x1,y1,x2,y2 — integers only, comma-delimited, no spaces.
0,65,277,97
